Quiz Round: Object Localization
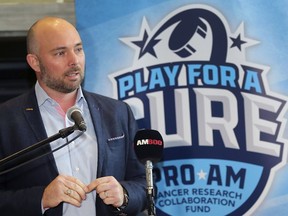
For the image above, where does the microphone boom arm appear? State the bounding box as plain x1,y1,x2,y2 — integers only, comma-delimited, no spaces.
0,125,75,173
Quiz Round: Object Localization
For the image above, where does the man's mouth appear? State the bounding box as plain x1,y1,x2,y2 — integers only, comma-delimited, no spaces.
67,72,79,77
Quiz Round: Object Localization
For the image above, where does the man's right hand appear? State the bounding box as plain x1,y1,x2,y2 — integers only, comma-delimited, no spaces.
42,175,88,209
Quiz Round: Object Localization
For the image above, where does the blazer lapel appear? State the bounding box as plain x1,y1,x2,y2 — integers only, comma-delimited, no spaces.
84,92,106,178
22,90,47,142
21,89,58,174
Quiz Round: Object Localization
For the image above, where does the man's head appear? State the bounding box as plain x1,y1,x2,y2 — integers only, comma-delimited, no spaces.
26,16,85,94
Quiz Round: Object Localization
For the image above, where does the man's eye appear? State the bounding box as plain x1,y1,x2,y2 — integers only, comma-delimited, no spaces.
76,47,83,53
56,51,65,56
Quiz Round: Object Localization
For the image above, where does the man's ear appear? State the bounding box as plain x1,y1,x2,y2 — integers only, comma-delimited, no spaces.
26,54,40,72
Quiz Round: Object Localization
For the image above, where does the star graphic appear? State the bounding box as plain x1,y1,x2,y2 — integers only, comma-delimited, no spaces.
230,34,246,51
120,17,161,60
229,22,259,54
132,29,160,59
197,169,207,180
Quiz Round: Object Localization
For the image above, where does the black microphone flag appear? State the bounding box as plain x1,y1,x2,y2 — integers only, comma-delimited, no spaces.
134,129,164,164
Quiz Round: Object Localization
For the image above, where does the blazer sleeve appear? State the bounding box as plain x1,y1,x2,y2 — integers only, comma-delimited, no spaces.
119,103,147,214
87,93,147,216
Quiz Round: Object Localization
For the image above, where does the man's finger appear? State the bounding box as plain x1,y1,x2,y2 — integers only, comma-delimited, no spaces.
64,176,88,200
87,176,110,192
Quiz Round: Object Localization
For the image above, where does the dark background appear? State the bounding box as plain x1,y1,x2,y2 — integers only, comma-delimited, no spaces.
0,36,36,103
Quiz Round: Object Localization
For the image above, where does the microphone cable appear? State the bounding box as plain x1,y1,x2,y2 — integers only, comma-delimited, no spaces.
0,131,84,175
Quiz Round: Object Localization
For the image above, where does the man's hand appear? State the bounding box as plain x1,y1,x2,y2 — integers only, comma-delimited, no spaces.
87,176,124,207
42,175,88,209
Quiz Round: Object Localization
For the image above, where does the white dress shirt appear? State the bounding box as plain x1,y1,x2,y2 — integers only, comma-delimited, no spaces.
35,82,98,216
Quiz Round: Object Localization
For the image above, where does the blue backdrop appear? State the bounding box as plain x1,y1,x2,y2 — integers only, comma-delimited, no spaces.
75,1,288,215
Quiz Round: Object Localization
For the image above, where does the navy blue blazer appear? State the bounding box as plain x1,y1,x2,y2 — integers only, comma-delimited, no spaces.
0,89,146,216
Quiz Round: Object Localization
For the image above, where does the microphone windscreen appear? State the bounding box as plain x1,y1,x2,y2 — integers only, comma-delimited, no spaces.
67,106,87,131
67,106,80,120
134,129,164,164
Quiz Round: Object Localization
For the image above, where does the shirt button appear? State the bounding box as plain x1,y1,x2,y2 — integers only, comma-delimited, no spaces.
75,167,80,172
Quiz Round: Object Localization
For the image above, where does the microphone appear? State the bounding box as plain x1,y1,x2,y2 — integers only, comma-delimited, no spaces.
134,129,164,216
67,106,87,132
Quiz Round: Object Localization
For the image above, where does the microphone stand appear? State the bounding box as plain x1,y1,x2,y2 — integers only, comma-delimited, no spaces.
146,160,156,216
0,125,76,174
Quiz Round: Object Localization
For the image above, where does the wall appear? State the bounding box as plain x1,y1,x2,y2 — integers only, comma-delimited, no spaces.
0,1,75,103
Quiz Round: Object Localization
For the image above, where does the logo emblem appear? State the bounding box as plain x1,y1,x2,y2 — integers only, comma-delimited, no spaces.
110,4,288,215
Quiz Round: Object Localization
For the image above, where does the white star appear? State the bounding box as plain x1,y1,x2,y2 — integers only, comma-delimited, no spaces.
119,17,153,63
230,22,259,50
228,22,260,63
197,169,207,180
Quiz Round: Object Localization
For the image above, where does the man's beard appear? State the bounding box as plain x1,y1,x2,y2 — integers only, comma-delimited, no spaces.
39,63,84,93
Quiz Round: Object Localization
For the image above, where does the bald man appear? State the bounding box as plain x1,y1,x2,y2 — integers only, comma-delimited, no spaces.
0,17,146,216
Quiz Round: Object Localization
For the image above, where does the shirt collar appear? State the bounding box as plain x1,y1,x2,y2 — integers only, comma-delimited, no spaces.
35,81,85,107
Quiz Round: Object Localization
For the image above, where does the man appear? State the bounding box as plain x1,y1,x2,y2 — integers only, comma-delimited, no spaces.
0,17,146,216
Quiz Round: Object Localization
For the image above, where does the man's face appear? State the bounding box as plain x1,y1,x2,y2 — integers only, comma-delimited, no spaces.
35,22,85,93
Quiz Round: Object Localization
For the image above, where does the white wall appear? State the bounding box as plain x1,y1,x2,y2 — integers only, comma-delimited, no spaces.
0,2,75,37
